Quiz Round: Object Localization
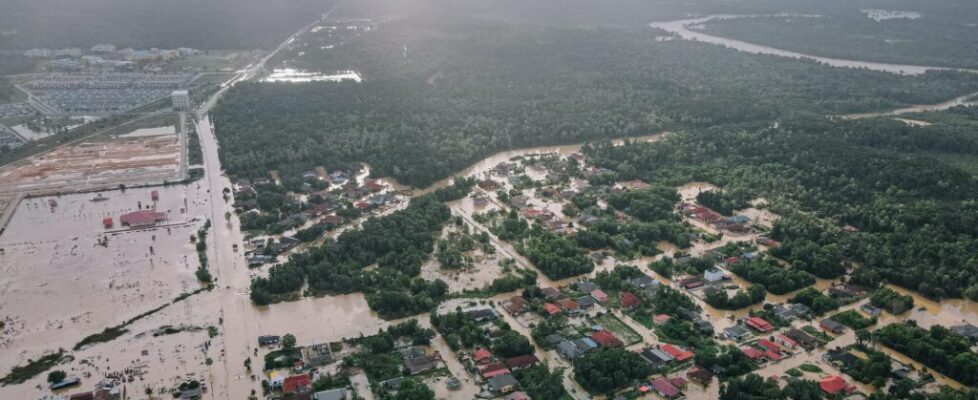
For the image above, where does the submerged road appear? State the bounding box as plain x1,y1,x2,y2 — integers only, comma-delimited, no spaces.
194,6,337,399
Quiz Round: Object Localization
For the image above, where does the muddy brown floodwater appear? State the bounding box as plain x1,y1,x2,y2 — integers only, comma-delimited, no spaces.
5,127,978,400
0,184,214,399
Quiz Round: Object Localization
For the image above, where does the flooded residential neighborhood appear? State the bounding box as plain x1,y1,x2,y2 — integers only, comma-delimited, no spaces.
3,2,978,400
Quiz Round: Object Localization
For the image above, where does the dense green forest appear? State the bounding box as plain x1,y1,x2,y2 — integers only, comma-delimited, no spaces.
705,284,767,310
727,256,816,295
874,322,978,387
249,195,451,318
584,106,978,301
703,6,978,69
720,373,823,400
478,210,594,280
572,348,652,393
213,15,978,187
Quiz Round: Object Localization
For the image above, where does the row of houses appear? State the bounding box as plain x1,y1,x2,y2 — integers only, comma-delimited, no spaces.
639,344,695,369
677,202,755,233
740,337,794,365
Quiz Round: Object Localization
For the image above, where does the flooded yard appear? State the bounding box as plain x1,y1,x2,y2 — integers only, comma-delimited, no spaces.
263,68,362,83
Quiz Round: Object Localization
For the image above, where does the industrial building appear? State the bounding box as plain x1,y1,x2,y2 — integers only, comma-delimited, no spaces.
119,210,166,227
171,90,191,110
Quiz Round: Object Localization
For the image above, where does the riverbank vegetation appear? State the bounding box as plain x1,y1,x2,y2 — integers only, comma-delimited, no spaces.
874,322,978,387
702,5,978,69
0,350,67,386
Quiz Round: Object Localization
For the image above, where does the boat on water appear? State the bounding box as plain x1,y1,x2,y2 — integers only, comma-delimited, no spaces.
91,193,109,202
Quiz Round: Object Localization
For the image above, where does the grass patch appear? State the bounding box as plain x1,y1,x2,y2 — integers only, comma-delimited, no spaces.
100,112,177,138
593,313,642,346
785,368,803,377
0,350,67,386
801,325,835,345
830,310,877,330
187,123,203,165
346,351,404,382
627,311,654,329
264,349,302,370
799,363,822,373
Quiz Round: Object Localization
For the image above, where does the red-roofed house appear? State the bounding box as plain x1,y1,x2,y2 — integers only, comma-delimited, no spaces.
590,289,608,303
480,362,510,378
119,210,166,227
557,298,578,311
764,350,783,362
620,291,640,309
745,317,773,333
283,374,312,394
686,366,714,385
473,348,492,364
668,377,688,389
591,330,623,348
322,214,343,225
362,180,384,192
543,303,561,316
507,392,531,400
741,347,765,362
504,296,527,315
650,378,681,399
757,339,781,353
505,355,540,371
775,334,798,349
653,314,672,325
661,344,694,362
820,376,855,396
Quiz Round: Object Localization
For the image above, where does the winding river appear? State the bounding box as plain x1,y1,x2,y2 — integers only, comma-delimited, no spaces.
651,15,978,77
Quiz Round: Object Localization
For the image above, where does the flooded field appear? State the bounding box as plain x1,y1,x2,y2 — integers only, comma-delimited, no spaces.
10,116,98,142
862,9,921,22
411,133,668,196
677,182,719,202
263,68,362,83
0,185,212,399
247,293,391,344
